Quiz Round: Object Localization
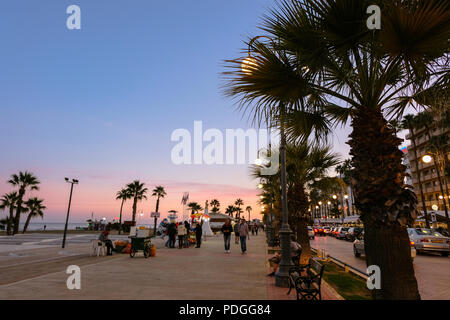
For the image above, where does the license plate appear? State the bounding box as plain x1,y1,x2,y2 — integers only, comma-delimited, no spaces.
431,240,443,243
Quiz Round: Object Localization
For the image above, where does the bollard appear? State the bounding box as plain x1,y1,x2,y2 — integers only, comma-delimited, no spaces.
344,264,349,273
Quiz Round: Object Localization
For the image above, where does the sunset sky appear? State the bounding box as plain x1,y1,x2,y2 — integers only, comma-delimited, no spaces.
0,1,410,224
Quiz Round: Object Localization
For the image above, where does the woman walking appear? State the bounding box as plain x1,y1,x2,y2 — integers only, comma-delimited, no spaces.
177,222,187,249
233,220,240,244
221,218,233,253
239,218,250,254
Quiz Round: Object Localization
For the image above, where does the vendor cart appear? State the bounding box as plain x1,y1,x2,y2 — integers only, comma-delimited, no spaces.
129,236,152,258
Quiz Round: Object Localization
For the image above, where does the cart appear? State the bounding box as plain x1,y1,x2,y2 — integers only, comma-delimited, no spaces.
129,236,152,258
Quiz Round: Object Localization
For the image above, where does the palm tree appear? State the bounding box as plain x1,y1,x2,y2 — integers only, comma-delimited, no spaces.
187,202,202,214
234,199,244,218
225,205,235,217
210,199,220,213
8,171,40,234
152,186,167,235
0,192,18,235
245,206,252,221
252,142,339,264
22,198,45,233
125,180,148,225
224,0,449,299
116,188,132,235
402,114,430,228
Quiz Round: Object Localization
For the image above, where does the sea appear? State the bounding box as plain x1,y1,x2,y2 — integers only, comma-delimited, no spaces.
16,222,156,231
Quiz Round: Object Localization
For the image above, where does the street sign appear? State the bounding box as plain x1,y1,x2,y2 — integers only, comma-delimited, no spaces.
151,212,160,218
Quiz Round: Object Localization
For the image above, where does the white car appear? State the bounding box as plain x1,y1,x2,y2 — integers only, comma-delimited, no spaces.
353,231,416,260
408,228,450,257
308,226,315,239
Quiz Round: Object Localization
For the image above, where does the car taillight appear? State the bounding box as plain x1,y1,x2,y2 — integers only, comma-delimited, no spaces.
420,239,429,243
410,241,415,246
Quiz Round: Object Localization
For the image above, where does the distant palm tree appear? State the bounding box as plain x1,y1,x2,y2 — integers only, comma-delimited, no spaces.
116,188,132,234
245,206,252,221
8,171,40,234
152,186,166,235
234,199,244,218
0,192,18,235
187,202,202,214
22,198,45,233
210,199,220,213
125,180,148,224
225,205,235,217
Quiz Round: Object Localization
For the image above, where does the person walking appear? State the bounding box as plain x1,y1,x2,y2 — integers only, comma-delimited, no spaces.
184,221,191,248
195,221,203,248
238,218,250,254
177,222,187,249
221,218,233,253
233,220,240,244
168,221,177,248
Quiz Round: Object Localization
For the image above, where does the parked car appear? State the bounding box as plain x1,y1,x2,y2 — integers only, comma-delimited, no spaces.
313,226,325,236
408,228,450,257
308,226,315,239
353,231,416,260
323,227,331,235
332,227,340,237
336,227,349,240
331,227,339,237
345,227,363,241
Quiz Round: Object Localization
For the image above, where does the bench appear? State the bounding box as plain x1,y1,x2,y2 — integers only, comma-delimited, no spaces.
287,258,325,300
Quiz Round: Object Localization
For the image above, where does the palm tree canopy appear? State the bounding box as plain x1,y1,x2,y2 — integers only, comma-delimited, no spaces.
187,202,202,213
116,188,132,201
24,198,46,218
235,199,244,207
152,186,167,198
224,0,450,129
8,171,40,192
126,180,148,200
0,192,18,210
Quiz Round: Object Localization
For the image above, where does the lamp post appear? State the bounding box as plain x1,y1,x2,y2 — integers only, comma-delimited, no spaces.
62,178,79,249
243,35,293,287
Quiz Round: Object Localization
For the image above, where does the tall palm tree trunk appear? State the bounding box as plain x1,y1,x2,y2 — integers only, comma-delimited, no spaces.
13,190,25,234
154,197,160,236
132,197,137,225
7,207,14,236
118,199,124,235
22,214,33,233
349,107,420,300
408,123,429,228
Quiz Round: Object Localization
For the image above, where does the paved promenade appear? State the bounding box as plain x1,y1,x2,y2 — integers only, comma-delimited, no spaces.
0,233,269,299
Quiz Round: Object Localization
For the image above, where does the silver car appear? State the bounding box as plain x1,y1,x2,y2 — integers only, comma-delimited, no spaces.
353,231,416,260
407,228,450,257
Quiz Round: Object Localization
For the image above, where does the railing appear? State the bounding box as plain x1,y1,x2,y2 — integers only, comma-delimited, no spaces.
311,247,369,280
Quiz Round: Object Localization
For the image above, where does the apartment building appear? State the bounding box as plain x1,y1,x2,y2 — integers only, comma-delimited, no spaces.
406,122,449,213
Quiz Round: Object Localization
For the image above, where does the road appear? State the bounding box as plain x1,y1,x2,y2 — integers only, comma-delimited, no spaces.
310,235,450,300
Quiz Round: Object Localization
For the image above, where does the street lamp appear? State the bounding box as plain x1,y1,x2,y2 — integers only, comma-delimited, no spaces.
422,155,433,164
62,178,79,249
245,34,293,287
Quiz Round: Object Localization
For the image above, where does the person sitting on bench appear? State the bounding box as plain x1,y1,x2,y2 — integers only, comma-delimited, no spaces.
267,234,302,276
99,229,114,256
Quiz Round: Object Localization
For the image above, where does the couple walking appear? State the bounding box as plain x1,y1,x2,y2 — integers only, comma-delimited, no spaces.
221,218,250,254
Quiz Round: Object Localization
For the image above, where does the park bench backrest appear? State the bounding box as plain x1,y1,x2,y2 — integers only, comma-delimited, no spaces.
307,259,325,283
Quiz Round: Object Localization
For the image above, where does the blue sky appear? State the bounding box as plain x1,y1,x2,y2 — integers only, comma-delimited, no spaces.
0,0,361,222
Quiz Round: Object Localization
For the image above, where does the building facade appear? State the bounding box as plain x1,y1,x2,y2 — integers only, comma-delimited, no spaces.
406,120,449,213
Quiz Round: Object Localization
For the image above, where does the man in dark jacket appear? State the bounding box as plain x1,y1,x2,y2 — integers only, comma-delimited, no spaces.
195,222,203,248
221,219,233,253
167,222,177,248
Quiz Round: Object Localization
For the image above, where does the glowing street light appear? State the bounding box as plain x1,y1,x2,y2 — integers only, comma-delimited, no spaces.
332,194,337,200
422,155,433,164
344,195,349,199
258,183,264,189
241,56,258,75
255,158,263,166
